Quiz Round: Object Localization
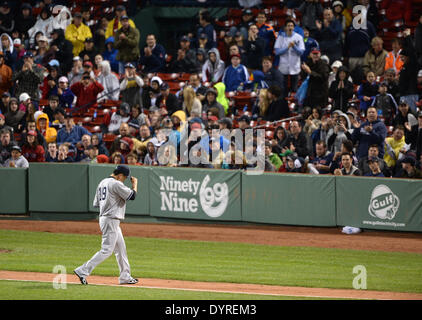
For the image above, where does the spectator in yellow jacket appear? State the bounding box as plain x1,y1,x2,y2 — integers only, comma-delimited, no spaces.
105,5,136,39
65,12,93,56
384,125,407,169
36,112,57,144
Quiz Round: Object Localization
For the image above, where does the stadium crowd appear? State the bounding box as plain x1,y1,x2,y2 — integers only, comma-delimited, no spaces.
0,0,422,179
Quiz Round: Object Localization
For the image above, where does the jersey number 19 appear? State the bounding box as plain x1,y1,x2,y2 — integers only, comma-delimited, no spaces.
98,187,107,201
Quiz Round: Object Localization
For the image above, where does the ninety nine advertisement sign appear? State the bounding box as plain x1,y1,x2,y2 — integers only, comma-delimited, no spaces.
149,167,242,221
336,177,422,232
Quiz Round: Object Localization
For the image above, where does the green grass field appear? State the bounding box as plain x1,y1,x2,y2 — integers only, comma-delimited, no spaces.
0,229,421,300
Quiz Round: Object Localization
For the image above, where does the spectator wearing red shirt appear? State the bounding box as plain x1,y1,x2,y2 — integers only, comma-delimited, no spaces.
70,71,104,111
21,130,45,162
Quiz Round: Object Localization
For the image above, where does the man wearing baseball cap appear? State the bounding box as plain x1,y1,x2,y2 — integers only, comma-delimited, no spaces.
121,62,144,108
169,35,198,74
364,156,385,177
74,164,139,285
105,5,136,39
13,50,43,101
79,37,98,63
3,144,29,168
301,46,330,108
115,15,141,74
222,52,249,92
65,11,93,56
396,155,422,179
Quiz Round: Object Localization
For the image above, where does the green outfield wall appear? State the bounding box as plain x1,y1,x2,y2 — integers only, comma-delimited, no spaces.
0,168,27,214
1,164,421,232
241,173,337,227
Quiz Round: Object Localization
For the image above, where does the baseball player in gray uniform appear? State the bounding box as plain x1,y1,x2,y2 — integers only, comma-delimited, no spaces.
74,165,139,285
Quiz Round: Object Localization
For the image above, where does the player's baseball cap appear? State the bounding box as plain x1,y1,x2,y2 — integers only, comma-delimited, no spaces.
114,164,131,177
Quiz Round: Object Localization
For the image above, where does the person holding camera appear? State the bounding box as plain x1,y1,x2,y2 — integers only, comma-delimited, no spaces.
70,71,104,111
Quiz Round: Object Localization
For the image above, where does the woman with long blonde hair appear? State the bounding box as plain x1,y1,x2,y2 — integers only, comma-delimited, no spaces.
258,88,270,118
158,144,178,167
182,86,202,118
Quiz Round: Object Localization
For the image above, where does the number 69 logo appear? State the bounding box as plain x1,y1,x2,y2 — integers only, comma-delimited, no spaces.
200,175,229,218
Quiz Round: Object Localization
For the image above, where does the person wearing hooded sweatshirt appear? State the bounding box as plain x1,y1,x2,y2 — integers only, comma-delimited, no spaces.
96,60,120,102
15,3,36,41
214,82,229,116
5,98,25,133
202,48,225,84
28,7,54,46
0,1,14,35
0,33,17,71
326,111,352,154
148,76,162,109
202,87,225,119
329,66,354,113
102,37,119,74
36,112,57,144
49,28,74,75
51,5,73,32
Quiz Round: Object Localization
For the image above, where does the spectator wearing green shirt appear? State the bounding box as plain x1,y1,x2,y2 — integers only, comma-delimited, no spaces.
265,141,283,171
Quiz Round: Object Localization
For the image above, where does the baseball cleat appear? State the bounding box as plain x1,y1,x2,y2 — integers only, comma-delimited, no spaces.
73,270,88,285
120,278,139,285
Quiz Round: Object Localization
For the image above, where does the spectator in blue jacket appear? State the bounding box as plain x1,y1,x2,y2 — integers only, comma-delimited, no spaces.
314,8,343,64
102,37,119,74
357,71,379,112
301,26,319,63
351,106,387,159
223,54,249,92
56,113,91,148
139,34,166,73
222,53,249,92
48,76,75,109
256,11,277,56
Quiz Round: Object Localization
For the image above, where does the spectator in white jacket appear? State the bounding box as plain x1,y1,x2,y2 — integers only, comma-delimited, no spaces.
27,7,54,46
96,60,120,102
202,48,225,84
274,19,305,97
